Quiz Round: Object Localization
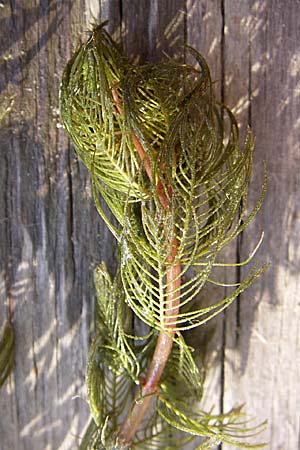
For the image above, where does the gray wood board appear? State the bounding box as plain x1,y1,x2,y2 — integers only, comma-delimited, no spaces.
0,1,299,449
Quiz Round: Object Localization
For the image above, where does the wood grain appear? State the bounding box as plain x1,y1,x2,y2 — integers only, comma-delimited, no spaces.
0,2,118,449
0,1,299,449
185,0,224,421
223,1,300,449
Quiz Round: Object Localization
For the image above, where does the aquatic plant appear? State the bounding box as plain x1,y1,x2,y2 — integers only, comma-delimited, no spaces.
60,24,267,449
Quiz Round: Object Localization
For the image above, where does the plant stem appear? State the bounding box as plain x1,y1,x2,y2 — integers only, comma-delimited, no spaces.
112,90,181,447
118,261,180,446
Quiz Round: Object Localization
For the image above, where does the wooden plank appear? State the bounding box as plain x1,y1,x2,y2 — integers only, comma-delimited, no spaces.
185,0,225,419
221,2,264,447
0,2,120,449
222,1,300,449
121,0,185,62
1,1,299,449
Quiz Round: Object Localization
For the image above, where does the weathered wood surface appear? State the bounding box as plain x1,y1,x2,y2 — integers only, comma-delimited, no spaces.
0,1,299,449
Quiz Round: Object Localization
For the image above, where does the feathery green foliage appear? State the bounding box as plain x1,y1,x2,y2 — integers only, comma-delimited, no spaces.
60,23,267,450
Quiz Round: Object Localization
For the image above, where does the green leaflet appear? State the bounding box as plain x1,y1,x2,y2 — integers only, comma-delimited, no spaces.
83,268,202,450
131,410,196,450
60,23,267,450
83,267,266,450
156,396,267,449
163,334,204,400
119,103,266,332
84,265,136,449
0,321,15,388
88,263,140,387
60,25,146,240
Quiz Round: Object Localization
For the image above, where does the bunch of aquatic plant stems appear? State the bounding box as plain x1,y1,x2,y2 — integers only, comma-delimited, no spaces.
60,24,266,450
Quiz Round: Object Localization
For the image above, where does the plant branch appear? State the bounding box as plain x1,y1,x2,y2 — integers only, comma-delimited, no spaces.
60,27,267,448
112,89,181,447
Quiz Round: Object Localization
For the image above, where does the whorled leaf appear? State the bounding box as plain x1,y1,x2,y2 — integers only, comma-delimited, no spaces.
131,408,196,450
83,270,206,450
162,333,204,401
91,263,140,385
156,395,267,449
85,339,133,447
122,53,208,155
83,264,138,449
120,90,266,331
60,24,149,239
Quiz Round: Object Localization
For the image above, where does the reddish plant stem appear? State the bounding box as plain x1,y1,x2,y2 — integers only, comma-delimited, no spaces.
112,89,181,447
118,263,181,446
112,89,153,181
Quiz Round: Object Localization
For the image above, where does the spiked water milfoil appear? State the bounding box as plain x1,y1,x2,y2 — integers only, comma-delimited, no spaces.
60,24,267,450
